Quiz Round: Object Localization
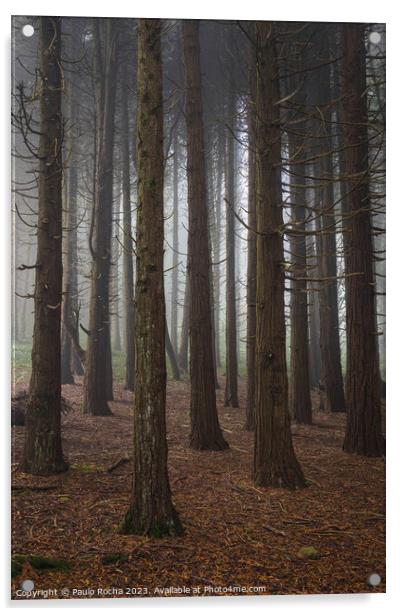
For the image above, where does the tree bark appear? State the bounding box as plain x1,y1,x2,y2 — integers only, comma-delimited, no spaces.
120,61,136,392
182,20,228,451
82,19,118,415
340,23,385,457
288,135,312,424
253,22,305,488
245,57,257,431
121,19,183,536
21,17,68,475
171,129,179,354
178,271,189,373
314,33,346,413
224,92,239,408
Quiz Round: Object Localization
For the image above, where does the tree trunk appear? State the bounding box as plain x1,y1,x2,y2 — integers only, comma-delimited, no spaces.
83,20,118,415
307,230,321,389
21,17,68,475
245,57,257,431
166,319,181,380
224,92,239,408
314,34,345,413
253,22,305,489
288,136,312,424
178,272,189,373
171,129,179,354
120,62,136,392
340,23,385,457
121,19,183,536
182,20,228,451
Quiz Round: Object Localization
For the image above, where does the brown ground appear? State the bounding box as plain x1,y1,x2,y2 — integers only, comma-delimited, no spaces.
11,378,385,599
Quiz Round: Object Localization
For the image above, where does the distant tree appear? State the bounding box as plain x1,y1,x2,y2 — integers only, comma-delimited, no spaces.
341,23,385,457
224,88,239,408
82,19,118,415
253,22,305,488
121,19,183,536
245,57,257,431
182,19,228,450
120,60,135,391
21,17,68,475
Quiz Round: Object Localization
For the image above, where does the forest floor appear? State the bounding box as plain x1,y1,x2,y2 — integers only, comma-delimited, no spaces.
11,377,385,600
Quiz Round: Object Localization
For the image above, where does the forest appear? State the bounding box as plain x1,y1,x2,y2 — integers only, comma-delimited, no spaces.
11,16,385,598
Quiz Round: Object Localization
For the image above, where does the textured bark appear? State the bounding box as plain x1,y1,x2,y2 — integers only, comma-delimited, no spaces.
288,136,312,424
224,92,239,408
121,62,135,392
245,60,257,432
121,19,183,537
314,33,345,413
182,20,228,451
61,26,80,385
340,24,385,457
213,129,224,370
21,17,68,475
171,130,179,354
307,231,321,389
83,20,118,415
253,22,305,489
178,272,189,373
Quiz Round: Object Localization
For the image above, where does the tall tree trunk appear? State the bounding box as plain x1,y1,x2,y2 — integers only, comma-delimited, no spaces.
121,19,183,536
224,92,239,408
253,22,305,489
245,57,257,431
307,230,321,389
83,20,118,415
213,129,224,370
340,23,385,457
178,272,189,373
22,17,68,475
314,34,346,413
171,130,179,354
182,20,228,451
165,320,181,381
121,62,135,392
112,216,122,353
288,138,312,424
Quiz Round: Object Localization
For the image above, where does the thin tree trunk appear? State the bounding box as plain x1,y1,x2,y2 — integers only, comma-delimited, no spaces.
224,91,239,408
166,319,181,380
22,17,68,475
253,22,305,489
182,20,228,451
288,139,312,424
121,19,183,536
83,20,118,415
171,130,179,354
245,57,257,431
315,35,345,413
178,272,189,373
121,62,135,392
340,23,385,457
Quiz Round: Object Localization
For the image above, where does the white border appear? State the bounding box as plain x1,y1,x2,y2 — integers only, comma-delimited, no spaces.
1,1,400,614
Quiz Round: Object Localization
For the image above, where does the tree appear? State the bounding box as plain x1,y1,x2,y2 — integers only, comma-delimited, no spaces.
245,58,257,431
287,64,312,424
224,89,239,408
313,31,346,413
340,23,385,457
121,19,183,536
253,22,305,488
121,60,135,391
182,20,228,451
82,19,118,415
21,17,68,475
